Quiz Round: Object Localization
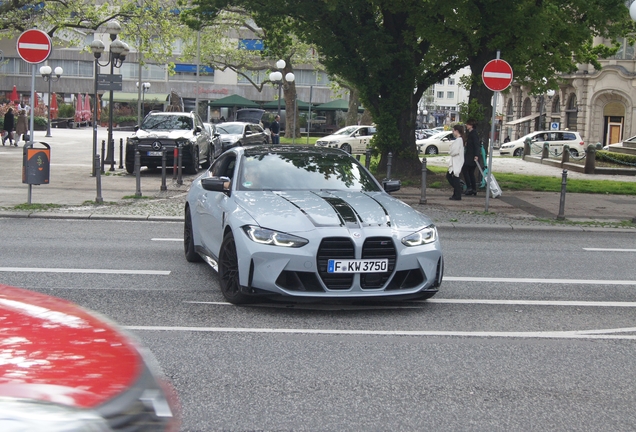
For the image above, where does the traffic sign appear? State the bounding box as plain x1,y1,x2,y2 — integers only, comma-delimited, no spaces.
16,29,52,64
97,74,123,91
482,59,513,92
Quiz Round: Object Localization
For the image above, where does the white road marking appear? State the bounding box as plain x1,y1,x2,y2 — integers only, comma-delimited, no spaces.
124,325,636,340
151,238,182,242
445,276,635,286
584,248,636,252
0,267,170,275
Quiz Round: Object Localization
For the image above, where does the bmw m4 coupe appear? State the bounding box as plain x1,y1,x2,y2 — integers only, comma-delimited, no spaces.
184,146,443,304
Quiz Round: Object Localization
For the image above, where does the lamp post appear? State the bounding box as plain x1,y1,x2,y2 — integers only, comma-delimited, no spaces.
268,59,295,134
136,81,150,120
39,65,63,137
91,21,129,172
422,109,428,128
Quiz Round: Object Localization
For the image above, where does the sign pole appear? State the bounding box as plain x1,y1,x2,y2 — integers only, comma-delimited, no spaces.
485,51,500,212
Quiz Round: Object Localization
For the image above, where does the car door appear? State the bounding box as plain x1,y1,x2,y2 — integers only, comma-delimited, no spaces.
352,127,374,154
439,132,454,153
194,115,209,160
197,153,237,258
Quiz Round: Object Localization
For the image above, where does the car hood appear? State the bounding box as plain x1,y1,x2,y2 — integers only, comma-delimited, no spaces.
0,285,141,409
135,129,194,140
318,133,348,142
234,190,433,232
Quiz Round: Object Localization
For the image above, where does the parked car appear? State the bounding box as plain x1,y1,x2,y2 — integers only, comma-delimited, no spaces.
314,125,377,154
125,111,211,174
416,131,455,154
0,284,179,431
499,130,585,157
214,122,270,158
203,122,221,163
184,145,443,304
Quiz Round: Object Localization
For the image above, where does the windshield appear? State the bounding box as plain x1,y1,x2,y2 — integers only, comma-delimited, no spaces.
238,151,381,192
217,124,245,135
141,115,193,130
333,126,358,136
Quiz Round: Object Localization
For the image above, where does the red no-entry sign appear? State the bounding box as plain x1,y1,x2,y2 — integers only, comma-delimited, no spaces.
482,59,513,92
16,29,52,64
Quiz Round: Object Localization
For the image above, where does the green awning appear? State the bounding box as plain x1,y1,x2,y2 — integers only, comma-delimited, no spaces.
314,98,364,112
110,92,169,103
209,94,259,108
262,99,314,111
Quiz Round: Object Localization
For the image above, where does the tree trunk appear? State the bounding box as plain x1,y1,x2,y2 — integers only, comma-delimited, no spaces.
468,52,496,147
282,63,300,139
346,89,360,126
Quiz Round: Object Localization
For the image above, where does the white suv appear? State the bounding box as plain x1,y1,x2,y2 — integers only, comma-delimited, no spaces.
500,130,585,157
315,125,376,154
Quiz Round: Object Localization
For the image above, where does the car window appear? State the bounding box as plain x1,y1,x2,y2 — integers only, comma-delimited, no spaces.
211,153,237,179
253,125,264,133
237,152,381,192
142,115,193,130
562,132,576,140
217,124,244,135
333,126,358,136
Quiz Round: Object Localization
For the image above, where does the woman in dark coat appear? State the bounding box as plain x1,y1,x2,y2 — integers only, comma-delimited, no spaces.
15,109,28,143
462,119,481,195
3,107,15,146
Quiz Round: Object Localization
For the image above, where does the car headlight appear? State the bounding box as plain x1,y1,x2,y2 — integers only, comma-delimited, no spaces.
242,226,308,248
175,138,192,147
0,398,111,431
501,144,512,149
327,140,340,145
401,225,438,246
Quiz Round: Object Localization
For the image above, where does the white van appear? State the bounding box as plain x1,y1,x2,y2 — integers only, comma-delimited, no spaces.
499,131,585,157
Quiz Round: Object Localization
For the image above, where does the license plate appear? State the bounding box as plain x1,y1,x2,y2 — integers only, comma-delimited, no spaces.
327,259,388,273
147,151,163,156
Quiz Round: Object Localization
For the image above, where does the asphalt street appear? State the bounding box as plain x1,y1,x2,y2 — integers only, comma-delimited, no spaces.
1,218,635,431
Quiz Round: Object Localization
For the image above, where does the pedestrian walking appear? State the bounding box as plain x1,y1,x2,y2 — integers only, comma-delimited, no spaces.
15,109,28,143
2,108,15,146
447,124,465,200
462,119,481,196
270,115,281,144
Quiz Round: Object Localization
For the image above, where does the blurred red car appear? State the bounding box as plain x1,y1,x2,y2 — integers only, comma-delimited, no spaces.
0,284,179,431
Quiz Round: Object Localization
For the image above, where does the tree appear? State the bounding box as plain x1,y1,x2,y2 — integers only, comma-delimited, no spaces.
184,0,467,174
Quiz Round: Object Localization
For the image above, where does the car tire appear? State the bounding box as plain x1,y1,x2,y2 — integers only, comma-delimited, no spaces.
185,146,200,174
125,162,134,174
341,143,352,153
218,232,250,304
570,149,579,157
425,146,438,155
513,148,524,157
184,207,202,263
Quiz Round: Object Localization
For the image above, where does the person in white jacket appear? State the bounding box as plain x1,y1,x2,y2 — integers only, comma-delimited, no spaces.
447,124,465,200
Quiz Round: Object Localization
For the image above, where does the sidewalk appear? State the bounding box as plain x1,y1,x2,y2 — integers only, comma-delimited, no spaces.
1,128,635,229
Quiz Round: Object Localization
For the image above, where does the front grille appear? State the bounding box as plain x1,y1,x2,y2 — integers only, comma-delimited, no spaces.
360,237,396,289
317,237,355,290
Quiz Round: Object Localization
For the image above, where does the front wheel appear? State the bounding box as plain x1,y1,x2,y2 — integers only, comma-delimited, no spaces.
185,146,200,174
125,161,134,174
425,146,438,155
569,149,579,157
513,148,524,157
218,233,250,304
341,143,352,154
184,207,202,263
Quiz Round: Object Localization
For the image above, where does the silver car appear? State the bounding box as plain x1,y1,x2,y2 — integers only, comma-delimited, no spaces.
184,146,443,304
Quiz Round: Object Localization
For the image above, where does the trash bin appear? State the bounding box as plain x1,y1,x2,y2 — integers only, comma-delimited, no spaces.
22,142,50,185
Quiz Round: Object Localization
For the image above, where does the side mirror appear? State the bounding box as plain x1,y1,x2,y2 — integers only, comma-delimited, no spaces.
195,126,202,133
214,133,220,138
244,130,252,136
134,125,139,131
201,176,231,192
383,179,401,193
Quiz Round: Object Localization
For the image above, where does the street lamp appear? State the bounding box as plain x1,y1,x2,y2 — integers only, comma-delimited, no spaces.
90,20,129,172
422,109,428,127
39,65,63,137
268,59,295,120
136,81,151,120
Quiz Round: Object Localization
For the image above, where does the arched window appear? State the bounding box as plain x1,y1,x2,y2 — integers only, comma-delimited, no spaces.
565,94,577,131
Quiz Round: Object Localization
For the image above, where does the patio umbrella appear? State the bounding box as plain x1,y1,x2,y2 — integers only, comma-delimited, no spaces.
9,85,18,103
84,93,91,122
75,94,83,123
50,93,58,119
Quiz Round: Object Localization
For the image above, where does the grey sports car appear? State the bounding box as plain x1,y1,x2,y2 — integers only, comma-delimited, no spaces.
184,146,443,304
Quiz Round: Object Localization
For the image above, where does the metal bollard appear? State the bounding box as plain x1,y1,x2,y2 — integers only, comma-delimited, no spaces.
109,139,115,171
524,138,531,157
419,157,427,204
386,152,392,180
135,148,142,197
561,145,570,163
173,147,178,180
161,148,167,191
95,154,103,204
584,144,596,174
100,140,106,174
557,169,567,220
119,138,124,169
177,142,183,185
365,148,371,170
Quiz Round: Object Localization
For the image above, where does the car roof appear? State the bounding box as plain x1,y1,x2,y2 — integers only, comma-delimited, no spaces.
241,145,349,158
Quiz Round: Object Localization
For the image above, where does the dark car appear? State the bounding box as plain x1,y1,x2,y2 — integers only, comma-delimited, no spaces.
213,121,269,158
125,111,211,174
203,122,221,163
0,284,179,431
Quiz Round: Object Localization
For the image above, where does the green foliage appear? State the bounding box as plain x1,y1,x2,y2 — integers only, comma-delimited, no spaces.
458,99,486,123
34,117,48,128
57,103,75,119
114,115,138,124
596,150,636,166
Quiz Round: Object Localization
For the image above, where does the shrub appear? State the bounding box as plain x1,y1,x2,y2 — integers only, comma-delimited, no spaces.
34,116,48,130
57,103,74,118
596,150,636,166
114,115,138,125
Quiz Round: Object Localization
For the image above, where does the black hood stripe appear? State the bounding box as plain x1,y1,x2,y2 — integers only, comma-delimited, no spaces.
273,192,334,227
363,192,392,227
315,193,361,227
